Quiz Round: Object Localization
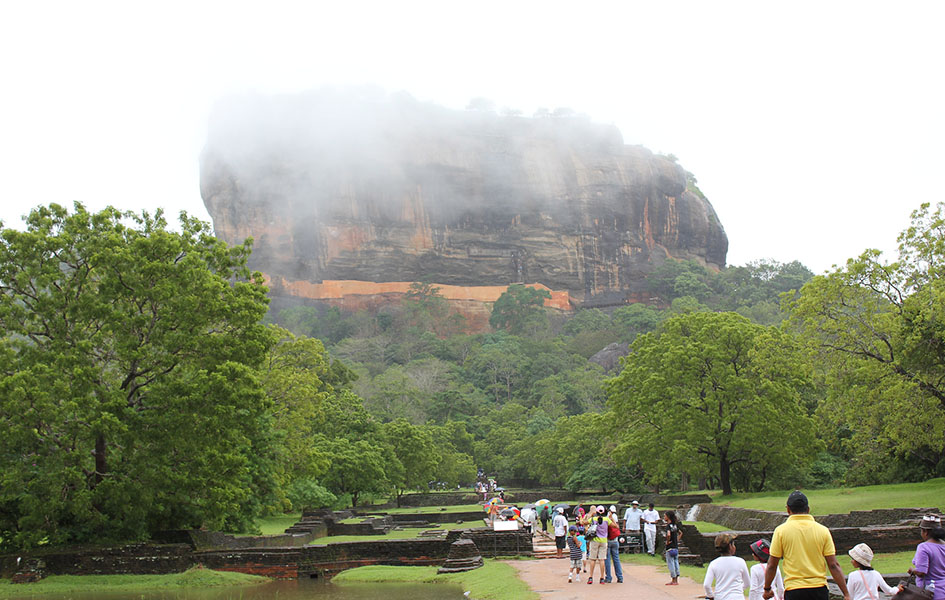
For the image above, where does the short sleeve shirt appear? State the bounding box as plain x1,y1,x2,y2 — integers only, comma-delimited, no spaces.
769,514,836,590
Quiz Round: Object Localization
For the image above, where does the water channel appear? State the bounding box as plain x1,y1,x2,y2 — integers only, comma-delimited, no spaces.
1,579,465,600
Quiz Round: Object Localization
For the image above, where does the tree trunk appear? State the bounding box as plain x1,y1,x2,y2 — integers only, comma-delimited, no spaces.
698,476,707,490
94,434,107,486
679,472,689,491
719,456,732,496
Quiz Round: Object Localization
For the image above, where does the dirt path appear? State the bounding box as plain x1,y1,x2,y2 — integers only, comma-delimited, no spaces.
506,558,705,600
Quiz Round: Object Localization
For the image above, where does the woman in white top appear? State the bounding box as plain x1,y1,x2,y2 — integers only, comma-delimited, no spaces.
704,533,751,600
846,543,899,600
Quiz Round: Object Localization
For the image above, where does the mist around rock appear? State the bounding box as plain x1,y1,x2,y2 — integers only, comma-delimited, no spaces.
201,87,728,310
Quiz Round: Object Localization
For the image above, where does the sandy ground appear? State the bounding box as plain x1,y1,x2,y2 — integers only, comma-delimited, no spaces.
506,558,706,600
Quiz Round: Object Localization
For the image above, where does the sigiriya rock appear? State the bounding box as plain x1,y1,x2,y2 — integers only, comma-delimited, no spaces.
200,89,728,325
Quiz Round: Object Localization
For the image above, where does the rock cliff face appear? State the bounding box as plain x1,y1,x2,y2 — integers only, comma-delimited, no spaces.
201,90,728,313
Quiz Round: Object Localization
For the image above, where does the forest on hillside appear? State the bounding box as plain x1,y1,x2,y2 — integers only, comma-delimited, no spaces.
2,202,945,550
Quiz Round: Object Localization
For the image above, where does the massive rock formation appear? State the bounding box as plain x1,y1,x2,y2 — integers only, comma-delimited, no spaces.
201,89,728,317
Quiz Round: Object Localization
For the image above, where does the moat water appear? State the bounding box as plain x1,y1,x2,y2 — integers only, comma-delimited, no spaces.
1,580,464,599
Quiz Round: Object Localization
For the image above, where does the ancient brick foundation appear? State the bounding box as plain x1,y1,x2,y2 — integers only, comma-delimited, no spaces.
680,522,927,567
691,504,938,532
0,526,531,580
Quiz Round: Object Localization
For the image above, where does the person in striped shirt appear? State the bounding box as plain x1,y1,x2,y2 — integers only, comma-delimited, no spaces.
567,526,584,583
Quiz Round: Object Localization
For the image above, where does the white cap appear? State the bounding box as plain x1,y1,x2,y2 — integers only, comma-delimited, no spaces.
609,505,617,512
848,543,873,567
557,507,564,514
631,500,639,505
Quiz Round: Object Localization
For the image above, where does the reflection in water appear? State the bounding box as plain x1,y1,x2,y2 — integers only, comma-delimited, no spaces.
1,580,465,600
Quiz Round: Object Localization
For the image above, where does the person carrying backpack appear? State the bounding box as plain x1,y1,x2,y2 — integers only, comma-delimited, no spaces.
604,505,624,583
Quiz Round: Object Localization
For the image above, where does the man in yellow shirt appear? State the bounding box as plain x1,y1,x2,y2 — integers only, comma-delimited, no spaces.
763,491,849,600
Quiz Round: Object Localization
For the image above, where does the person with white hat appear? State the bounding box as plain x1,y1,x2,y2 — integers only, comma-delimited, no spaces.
623,500,643,553
845,543,898,600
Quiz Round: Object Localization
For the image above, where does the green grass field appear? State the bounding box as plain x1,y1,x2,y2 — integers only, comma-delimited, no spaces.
684,520,731,532
707,478,945,514
333,559,538,600
0,566,266,598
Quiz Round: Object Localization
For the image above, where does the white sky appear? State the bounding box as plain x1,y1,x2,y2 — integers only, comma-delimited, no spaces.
1,1,942,274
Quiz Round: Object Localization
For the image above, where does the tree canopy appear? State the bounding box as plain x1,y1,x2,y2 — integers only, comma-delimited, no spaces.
607,311,819,494
489,284,551,334
787,202,945,479
0,204,272,547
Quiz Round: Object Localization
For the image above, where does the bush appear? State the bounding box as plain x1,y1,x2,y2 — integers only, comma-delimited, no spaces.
286,479,337,511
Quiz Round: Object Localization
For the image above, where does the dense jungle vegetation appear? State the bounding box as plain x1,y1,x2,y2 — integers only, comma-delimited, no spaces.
2,202,944,550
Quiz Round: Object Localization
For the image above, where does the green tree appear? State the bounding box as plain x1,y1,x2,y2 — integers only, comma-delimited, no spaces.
786,202,945,477
562,308,610,335
277,305,355,345
607,311,818,495
612,303,661,342
489,284,551,335
260,326,333,511
382,419,440,504
0,204,272,548
316,437,390,507
401,281,465,337
467,340,525,403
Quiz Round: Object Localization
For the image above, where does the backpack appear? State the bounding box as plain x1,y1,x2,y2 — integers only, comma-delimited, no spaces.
607,521,620,540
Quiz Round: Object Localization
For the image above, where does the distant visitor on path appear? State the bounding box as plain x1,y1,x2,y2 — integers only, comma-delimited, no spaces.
624,500,642,535
585,506,613,585
663,510,682,586
520,505,536,534
704,533,751,600
604,505,623,583
553,507,569,559
763,491,850,600
539,504,551,534
642,502,660,555
908,515,945,599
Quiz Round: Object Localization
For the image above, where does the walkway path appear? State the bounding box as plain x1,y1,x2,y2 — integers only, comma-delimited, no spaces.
506,558,705,600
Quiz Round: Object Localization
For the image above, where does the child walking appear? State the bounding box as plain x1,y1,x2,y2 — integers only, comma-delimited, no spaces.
567,526,583,583
846,543,898,600
577,526,588,573
703,533,751,600
748,539,783,600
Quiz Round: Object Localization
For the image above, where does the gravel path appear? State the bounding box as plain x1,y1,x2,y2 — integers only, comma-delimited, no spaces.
506,558,706,600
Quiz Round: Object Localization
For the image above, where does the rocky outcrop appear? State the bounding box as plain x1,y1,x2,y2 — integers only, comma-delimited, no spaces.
201,89,728,311
589,342,630,372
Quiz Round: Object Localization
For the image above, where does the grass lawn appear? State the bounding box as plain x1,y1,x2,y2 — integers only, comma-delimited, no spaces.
312,521,477,544
333,559,538,600
684,520,732,533
0,566,267,598
709,478,945,514
231,512,302,536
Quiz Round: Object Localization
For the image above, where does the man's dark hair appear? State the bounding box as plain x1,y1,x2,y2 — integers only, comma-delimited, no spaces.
787,490,809,513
